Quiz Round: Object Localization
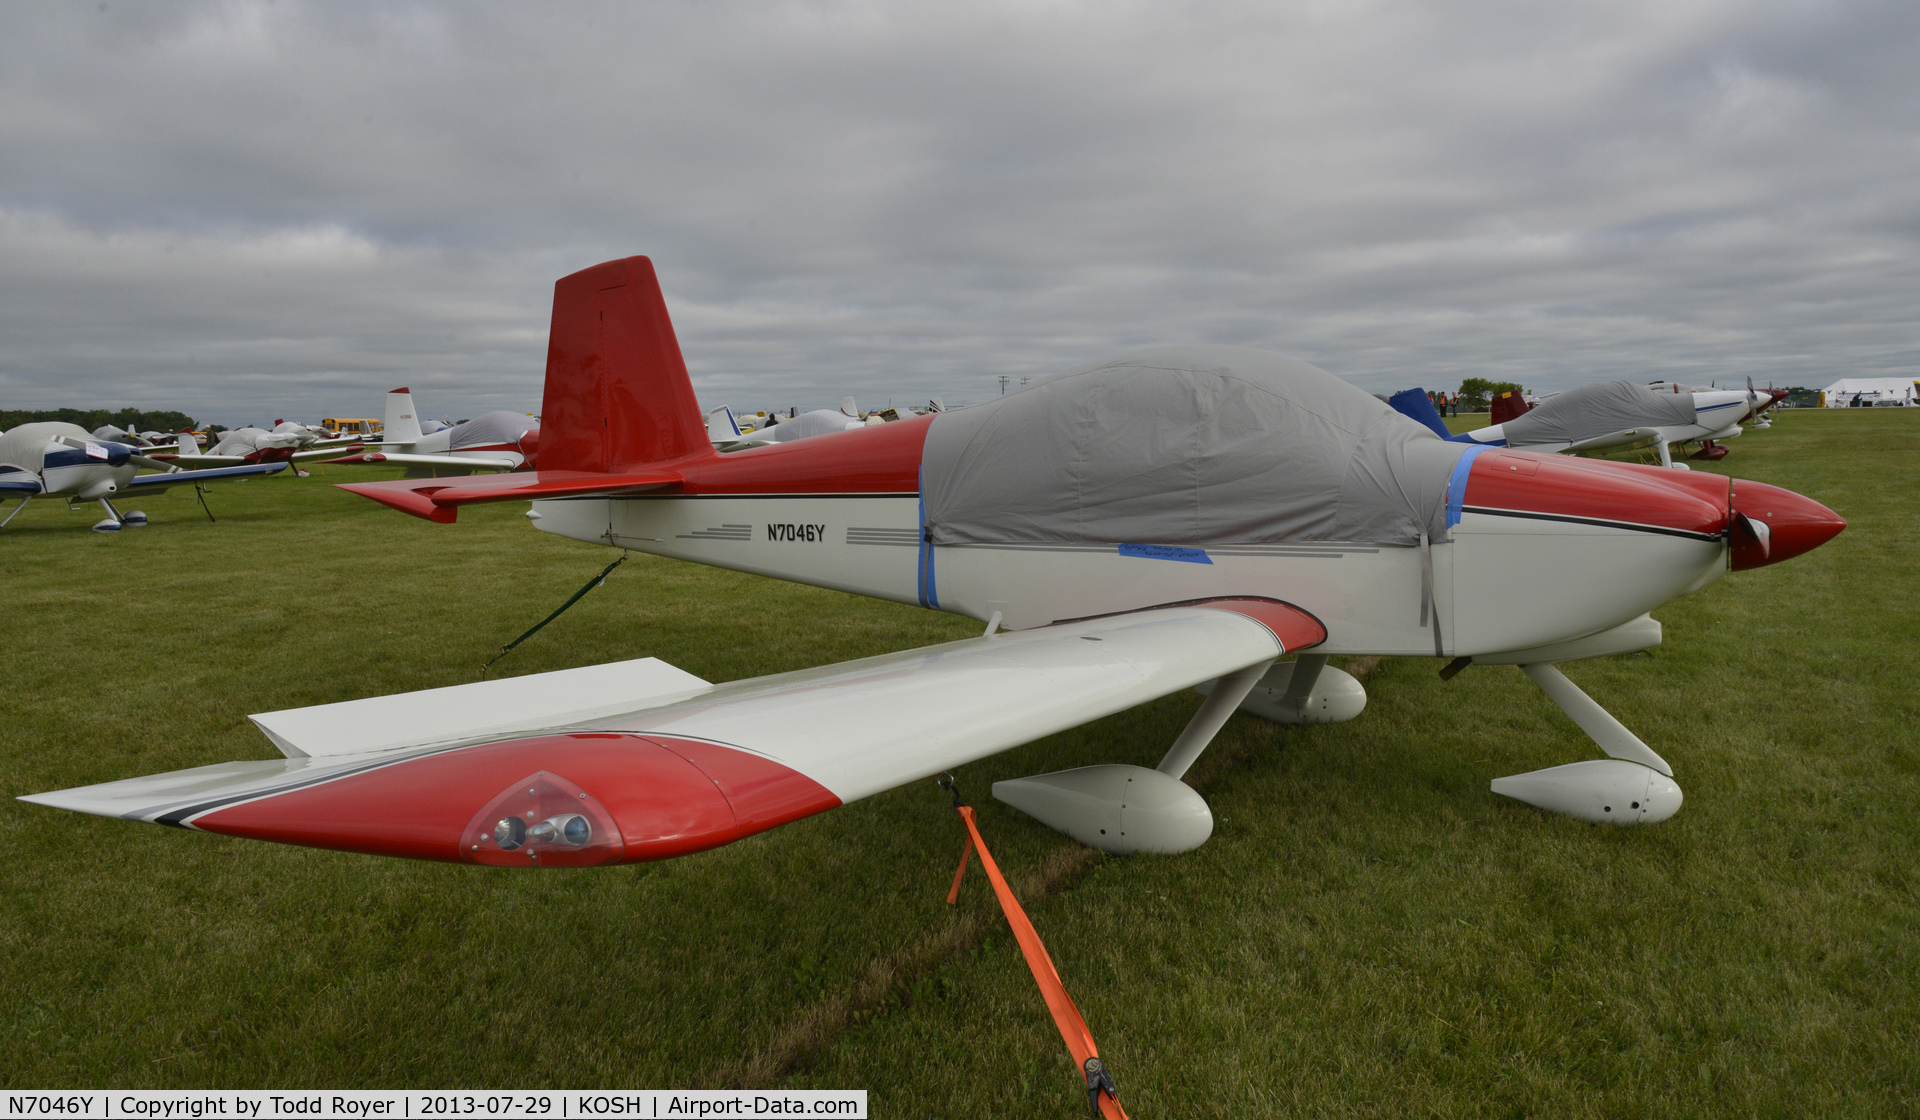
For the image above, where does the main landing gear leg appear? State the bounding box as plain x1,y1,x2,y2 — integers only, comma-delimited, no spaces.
1194,653,1367,725
92,497,126,533
990,657,1274,856
0,494,31,529
1155,659,1273,780
1490,663,1683,824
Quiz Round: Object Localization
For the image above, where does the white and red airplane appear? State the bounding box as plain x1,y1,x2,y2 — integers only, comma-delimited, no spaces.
326,388,539,476
0,422,287,531
23,256,1845,867
158,423,361,470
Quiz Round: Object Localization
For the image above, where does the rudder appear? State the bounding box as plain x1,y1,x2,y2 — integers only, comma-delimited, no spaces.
540,256,713,472
385,388,423,444
1388,388,1451,438
1490,389,1532,426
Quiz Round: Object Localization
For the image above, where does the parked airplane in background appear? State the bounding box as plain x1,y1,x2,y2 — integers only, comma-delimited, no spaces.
1392,380,1755,467
28,256,1846,877
268,420,362,453
156,425,361,472
725,397,868,447
327,388,539,476
88,425,178,448
1643,377,1790,429
0,423,287,531
710,398,942,450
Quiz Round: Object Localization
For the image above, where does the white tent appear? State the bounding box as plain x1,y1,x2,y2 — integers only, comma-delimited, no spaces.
1822,378,1919,406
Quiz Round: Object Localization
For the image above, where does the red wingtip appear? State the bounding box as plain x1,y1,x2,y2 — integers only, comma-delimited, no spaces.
191,733,839,864
337,481,460,523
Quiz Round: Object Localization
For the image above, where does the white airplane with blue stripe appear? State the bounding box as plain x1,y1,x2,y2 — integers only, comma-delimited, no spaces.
1391,381,1755,468
0,422,287,532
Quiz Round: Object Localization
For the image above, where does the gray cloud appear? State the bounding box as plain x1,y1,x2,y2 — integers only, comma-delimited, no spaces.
1,0,1915,425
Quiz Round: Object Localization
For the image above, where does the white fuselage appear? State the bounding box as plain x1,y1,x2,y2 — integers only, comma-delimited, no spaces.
0,422,140,500
525,493,1727,659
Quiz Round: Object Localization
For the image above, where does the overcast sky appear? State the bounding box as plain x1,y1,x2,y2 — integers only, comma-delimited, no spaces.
1,0,1915,425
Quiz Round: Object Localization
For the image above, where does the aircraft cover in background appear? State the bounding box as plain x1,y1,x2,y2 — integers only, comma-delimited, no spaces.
1393,379,1754,467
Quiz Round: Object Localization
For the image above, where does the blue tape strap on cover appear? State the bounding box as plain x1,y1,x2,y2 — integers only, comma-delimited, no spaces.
917,466,939,609
1117,542,1213,565
1446,444,1492,528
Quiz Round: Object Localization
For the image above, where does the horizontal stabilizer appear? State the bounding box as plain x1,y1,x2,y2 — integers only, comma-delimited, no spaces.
338,468,682,522
127,462,287,489
326,451,518,471
252,656,714,758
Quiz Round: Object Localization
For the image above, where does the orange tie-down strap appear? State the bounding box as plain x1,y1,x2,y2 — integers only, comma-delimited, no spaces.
948,804,1129,1119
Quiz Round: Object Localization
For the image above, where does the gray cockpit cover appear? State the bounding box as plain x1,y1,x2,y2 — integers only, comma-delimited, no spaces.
922,346,1471,547
448,411,534,450
1501,380,1697,446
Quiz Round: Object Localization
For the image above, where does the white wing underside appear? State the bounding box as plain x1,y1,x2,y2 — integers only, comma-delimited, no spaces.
1511,427,1666,455
25,605,1294,821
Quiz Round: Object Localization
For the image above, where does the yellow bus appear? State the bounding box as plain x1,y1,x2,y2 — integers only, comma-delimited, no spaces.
321,417,381,437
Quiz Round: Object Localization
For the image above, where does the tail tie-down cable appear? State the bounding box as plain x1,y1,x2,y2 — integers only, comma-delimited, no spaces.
485,552,627,669
939,776,1129,1119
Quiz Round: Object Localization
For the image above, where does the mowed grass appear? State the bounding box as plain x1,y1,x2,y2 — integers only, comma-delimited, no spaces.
2,412,1916,1115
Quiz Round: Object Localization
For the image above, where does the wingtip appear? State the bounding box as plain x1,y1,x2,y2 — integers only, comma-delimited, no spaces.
336,480,461,523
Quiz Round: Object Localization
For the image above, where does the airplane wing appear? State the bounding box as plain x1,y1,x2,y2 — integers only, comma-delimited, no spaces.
324,451,518,472
125,462,289,489
338,468,683,523
21,599,1323,865
290,444,364,462
1561,427,1665,454
0,469,43,495
150,453,250,468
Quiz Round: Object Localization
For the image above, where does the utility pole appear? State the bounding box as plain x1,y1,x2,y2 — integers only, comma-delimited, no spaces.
998,375,1010,395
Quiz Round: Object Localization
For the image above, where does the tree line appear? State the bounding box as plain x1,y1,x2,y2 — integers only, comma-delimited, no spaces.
1451,378,1524,411
1,407,199,433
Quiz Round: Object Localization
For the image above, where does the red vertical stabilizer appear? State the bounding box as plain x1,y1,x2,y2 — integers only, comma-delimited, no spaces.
540,256,716,472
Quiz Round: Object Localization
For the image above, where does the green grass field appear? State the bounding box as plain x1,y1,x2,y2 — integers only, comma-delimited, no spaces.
2,410,1915,1115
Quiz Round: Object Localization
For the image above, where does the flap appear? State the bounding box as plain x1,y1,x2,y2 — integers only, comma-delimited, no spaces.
249,656,714,758
328,451,516,471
